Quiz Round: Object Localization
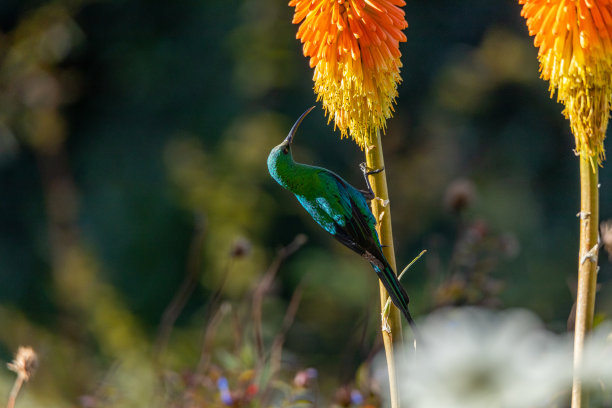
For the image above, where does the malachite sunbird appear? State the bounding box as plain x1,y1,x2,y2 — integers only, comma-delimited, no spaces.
267,107,416,331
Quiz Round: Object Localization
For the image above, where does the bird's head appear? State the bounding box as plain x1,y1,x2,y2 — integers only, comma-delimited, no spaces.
267,106,315,177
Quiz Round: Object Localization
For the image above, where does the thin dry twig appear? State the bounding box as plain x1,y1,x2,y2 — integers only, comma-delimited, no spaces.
259,282,305,406
154,214,206,359
269,284,304,372
154,214,207,360
193,250,236,378
252,234,308,363
6,346,38,408
196,302,233,376
181,234,307,406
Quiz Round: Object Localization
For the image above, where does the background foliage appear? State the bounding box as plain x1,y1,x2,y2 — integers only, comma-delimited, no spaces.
1,0,612,406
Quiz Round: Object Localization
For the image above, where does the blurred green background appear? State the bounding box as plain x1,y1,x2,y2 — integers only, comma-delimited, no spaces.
1,0,612,406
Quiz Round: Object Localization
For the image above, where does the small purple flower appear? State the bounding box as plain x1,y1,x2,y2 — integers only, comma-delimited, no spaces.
217,377,233,406
350,389,364,405
305,368,318,380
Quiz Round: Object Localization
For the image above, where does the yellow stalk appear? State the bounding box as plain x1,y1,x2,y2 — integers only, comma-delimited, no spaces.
571,156,600,408
365,127,403,408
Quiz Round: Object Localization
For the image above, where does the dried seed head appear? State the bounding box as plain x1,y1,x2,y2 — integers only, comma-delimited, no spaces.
230,236,252,258
444,179,476,213
7,346,38,381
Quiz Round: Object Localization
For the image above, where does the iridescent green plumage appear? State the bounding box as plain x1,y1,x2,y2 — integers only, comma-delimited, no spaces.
267,107,416,330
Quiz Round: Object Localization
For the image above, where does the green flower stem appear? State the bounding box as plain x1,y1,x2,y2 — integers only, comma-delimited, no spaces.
571,156,600,408
365,128,403,408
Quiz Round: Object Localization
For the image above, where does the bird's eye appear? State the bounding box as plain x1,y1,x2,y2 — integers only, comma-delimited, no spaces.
282,147,289,155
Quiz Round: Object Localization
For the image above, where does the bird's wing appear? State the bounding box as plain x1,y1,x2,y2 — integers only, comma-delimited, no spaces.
317,170,382,258
313,170,415,330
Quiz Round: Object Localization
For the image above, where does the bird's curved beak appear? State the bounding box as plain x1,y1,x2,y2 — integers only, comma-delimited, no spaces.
283,106,315,146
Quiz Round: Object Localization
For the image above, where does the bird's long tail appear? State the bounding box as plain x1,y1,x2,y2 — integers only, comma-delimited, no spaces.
371,261,418,335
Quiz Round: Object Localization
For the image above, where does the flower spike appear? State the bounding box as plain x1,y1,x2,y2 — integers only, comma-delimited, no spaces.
520,0,612,166
289,0,408,148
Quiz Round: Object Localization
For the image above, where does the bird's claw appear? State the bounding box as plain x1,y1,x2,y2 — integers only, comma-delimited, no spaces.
367,167,384,176
360,163,384,200
359,162,384,176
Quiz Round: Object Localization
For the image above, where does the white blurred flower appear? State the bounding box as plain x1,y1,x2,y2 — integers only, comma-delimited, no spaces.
390,308,572,408
579,322,612,404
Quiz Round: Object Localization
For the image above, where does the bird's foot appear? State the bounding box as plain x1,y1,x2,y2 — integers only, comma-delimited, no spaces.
359,162,384,176
360,189,376,200
359,162,367,175
359,163,384,200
